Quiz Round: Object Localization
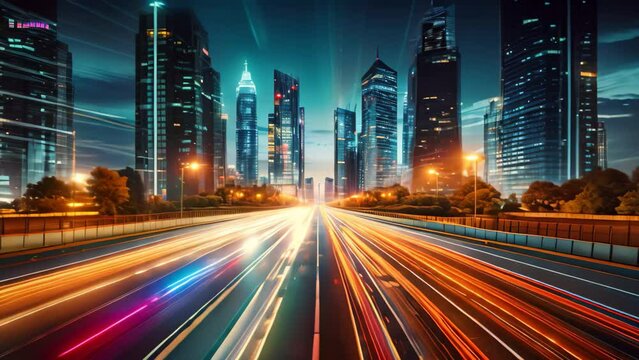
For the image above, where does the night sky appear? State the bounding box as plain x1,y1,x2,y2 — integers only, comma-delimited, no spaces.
59,0,639,182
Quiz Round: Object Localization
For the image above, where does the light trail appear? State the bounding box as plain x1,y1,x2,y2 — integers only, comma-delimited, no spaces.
323,207,639,359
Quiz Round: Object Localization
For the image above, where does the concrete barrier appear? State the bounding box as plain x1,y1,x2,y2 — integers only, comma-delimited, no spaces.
592,243,611,261
541,237,557,251
572,240,593,258
556,239,573,254
611,245,639,265
514,234,527,246
527,235,543,249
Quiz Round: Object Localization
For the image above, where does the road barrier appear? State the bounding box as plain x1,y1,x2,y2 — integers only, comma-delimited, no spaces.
352,210,639,266
0,208,275,254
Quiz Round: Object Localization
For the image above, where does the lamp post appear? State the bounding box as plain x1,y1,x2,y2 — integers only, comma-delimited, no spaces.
428,169,439,198
180,162,199,218
465,154,479,222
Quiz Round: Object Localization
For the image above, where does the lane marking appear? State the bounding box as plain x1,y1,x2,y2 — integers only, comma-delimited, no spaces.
312,207,320,360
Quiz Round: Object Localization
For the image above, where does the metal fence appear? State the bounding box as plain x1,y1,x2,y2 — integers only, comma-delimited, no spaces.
356,210,639,247
0,207,269,236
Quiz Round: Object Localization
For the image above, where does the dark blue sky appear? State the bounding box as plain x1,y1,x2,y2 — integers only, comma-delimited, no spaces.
59,0,639,181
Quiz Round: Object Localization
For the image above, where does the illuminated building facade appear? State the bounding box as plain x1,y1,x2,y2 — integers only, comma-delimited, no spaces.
499,0,598,195
361,54,398,190
135,8,223,200
235,61,258,186
334,107,357,198
268,70,304,195
597,121,607,170
0,0,73,202
483,98,502,188
324,177,334,202
409,5,462,194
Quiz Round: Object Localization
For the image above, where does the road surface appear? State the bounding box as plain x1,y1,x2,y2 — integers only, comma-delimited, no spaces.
0,206,637,359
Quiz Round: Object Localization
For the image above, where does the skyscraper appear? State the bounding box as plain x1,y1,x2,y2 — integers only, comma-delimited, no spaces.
409,5,462,194
334,108,357,198
304,177,314,203
135,7,222,201
499,0,598,195
324,177,334,203
0,0,73,202
361,52,398,190
401,92,415,187
597,121,607,170
236,61,257,186
268,70,304,195
483,98,502,187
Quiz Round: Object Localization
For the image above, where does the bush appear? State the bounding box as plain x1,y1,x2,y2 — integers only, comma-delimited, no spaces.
382,204,446,216
183,195,209,208
150,199,176,213
206,195,222,207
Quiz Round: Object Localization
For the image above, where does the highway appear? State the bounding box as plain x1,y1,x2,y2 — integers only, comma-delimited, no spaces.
0,205,637,359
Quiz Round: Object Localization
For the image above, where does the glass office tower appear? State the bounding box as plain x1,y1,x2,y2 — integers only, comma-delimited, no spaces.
0,0,73,202
409,5,462,194
483,98,502,188
334,107,357,198
361,53,398,190
499,0,598,195
236,61,257,186
135,7,222,200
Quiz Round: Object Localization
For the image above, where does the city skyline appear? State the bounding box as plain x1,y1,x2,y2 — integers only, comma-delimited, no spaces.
54,0,639,184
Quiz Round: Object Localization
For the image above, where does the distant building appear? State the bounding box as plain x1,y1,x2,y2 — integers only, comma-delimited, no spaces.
499,0,598,195
304,177,314,203
597,121,607,169
0,0,74,202
269,70,304,195
225,165,237,187
401,92,415,187
360,52,398,190
334,108,357,198
135,7,223,200
324,177,334,202
236,61,258,186
483,98,502,188
409,5,462,194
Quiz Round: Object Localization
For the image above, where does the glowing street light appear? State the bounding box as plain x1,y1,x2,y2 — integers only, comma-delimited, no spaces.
150,1,164,196
428,168,439,198
180,162,199,218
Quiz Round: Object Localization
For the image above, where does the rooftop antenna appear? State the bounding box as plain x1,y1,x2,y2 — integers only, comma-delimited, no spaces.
244,59,248,72
376,46,379,60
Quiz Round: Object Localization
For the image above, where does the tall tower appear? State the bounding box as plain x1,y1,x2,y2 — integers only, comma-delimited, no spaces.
0,0,74,202
361,53,398,190
236,61,258,186
499,0,598,195
483,98,502,188
334,107,357,198
409,5,462,194
269,70,303,195
135,7,222,200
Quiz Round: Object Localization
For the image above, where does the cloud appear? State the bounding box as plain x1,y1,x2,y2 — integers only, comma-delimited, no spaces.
599,29,639,44
598,66,639,99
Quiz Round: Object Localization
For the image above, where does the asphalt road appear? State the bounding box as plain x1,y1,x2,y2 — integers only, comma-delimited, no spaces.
0,205,637,359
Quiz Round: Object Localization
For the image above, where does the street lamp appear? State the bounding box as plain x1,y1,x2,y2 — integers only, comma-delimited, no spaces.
149,1,164,196
428,168,439,198
465,154,480,221
180,162,199,218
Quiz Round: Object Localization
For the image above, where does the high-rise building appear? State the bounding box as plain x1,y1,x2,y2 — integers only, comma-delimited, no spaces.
268,70,303,195
324,177,334,203
499,0,598,195
483,98,502,187
401,92,415,187
135,7,223,200
236,61,258,186
0,0,74,202
304,177,314,203
356,131,365,192
409,5,462,194
334,108,357,198
360,52,397,190
597,121,607,170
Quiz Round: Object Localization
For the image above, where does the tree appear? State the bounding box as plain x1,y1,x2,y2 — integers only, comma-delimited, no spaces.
450,177,501,214
87,167,129,215
615,189,639,215
521,181,562,211
22,176,71,212
631,167,639,186
561,168,633,214
559,178,586,202
118,167,147,213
